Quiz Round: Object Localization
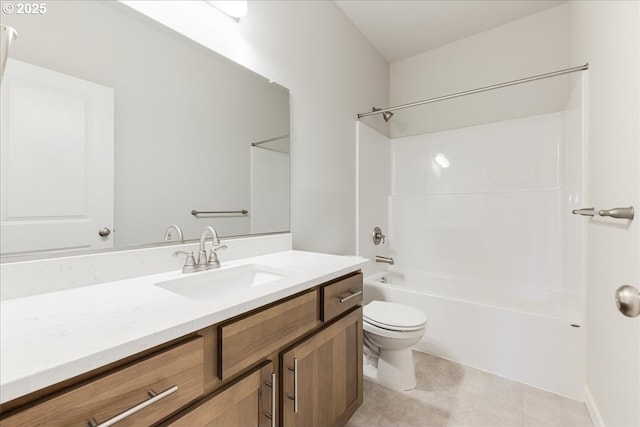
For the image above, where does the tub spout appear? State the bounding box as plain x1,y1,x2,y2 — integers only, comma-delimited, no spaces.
375,255,395,265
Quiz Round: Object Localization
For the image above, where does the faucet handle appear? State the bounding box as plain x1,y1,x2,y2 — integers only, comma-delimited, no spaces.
173,250,197,273
372,227,386,245
207,245,227,269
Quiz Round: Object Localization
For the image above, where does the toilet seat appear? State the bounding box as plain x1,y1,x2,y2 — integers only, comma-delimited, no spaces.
363,320,425,339
363,301,427,332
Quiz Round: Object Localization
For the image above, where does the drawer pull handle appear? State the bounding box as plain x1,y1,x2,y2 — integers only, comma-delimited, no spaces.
264,372,276,427
87,385,178,427
339,290,363,303
287,358,299,413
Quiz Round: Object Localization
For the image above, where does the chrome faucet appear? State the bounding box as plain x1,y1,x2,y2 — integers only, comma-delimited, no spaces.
197,226,227,270
163,224,184,241
375,255,395,265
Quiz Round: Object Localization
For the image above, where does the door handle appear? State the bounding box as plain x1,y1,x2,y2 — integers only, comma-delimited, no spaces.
98,227,111,237
616,285,640,318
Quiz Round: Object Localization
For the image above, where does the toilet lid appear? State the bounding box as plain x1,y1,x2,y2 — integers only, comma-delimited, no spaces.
363,301,427,332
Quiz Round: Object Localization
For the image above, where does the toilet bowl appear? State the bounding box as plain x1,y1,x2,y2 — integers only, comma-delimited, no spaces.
363,301,427,391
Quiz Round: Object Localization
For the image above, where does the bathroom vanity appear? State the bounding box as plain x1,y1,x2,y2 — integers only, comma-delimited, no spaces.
0,250,366,427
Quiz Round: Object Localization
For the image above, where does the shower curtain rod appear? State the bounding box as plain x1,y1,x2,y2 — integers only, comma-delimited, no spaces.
357,63,589,119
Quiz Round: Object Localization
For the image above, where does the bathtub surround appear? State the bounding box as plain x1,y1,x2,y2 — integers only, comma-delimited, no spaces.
357,93,586,398
391,110,583,315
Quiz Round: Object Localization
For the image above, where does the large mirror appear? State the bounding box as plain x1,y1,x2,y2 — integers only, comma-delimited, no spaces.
0,1,290,257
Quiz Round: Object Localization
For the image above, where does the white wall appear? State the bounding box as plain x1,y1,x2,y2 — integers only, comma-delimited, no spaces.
569,2,640,426
389,4,570,137
356,123,390,261
250,145,289,234
122,1,389,255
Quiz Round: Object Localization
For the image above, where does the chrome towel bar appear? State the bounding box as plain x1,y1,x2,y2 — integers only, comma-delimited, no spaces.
572,206,634,220
191,209,248,216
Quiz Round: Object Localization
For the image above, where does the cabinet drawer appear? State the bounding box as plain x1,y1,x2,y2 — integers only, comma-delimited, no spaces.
322,273,363,322
220,290,319,380
1,338,204,427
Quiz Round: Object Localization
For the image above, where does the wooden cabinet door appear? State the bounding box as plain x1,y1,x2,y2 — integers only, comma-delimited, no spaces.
164,361,274,427
281,307,363,427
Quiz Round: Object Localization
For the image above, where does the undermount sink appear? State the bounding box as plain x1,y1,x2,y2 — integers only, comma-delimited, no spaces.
155,264,294,300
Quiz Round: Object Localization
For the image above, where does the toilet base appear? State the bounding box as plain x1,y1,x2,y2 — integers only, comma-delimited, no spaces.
365,348,416,391
363,354,379,382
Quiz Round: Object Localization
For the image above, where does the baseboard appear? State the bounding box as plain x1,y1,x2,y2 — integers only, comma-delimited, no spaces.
584,386,604,427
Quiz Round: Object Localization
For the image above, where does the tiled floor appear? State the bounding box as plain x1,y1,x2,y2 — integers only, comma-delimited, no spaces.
346,352,593,427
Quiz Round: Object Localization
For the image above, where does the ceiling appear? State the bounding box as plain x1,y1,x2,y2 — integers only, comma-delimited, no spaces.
335,1,565,63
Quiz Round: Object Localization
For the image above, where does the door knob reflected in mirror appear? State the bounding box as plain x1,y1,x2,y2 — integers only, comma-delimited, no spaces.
615,285,640,318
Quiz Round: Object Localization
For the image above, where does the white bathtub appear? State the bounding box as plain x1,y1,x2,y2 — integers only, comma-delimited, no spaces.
364,269,585,400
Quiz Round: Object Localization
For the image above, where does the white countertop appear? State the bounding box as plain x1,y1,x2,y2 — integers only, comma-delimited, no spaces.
0,250,368,404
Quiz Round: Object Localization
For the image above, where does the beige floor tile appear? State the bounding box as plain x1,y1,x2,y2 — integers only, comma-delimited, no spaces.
561,400,593,427
348,351,592,427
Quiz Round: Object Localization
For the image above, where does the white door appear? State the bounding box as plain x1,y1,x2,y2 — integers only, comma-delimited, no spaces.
586,112,640,426
0,59,114,254
580,7,640,424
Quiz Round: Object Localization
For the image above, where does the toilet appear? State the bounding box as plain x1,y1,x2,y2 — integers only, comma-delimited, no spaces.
363,301,427,391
